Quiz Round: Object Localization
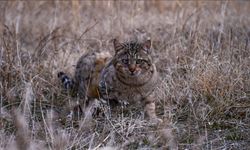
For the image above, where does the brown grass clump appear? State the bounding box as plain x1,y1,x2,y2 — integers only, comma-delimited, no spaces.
0,1,250,149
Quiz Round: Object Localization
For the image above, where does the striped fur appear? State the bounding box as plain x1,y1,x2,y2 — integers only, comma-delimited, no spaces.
99,39,162,123
58,39,162,123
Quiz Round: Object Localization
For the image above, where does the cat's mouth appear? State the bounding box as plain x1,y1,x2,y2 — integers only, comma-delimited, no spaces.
128,70,141,77
126,66,142,77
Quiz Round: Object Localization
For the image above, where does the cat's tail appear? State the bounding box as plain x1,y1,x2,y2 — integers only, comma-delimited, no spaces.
57,72,74,90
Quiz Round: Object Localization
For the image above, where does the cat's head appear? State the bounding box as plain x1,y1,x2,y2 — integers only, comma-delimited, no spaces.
112,38,156,85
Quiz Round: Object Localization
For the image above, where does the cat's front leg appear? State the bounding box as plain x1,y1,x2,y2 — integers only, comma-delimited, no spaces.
143,94,163,124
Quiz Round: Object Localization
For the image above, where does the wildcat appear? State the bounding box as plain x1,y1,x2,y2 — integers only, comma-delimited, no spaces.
58,39,162,123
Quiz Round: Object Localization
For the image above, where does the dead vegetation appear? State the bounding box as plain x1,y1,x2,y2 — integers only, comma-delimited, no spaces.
0,1,250,149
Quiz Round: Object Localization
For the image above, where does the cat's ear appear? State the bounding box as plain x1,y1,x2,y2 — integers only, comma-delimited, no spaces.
142,39,151,53
113,38,122,54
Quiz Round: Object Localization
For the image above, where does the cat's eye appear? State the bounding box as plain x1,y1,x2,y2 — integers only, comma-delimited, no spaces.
136,59,145,64
122,59,128,64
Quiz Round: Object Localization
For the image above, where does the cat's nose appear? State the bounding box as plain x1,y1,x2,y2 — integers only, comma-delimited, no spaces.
128,64,136,73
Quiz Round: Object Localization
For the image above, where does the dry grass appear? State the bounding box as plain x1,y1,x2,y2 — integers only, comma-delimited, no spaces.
0,1,250,149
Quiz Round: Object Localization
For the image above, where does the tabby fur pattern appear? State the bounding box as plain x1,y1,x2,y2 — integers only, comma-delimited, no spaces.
58,39,162,123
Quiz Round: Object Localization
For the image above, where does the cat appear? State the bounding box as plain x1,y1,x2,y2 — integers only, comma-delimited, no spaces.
58,39,162,123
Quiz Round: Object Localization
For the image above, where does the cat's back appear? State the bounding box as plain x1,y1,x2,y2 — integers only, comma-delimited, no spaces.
75,51,111,98
75,51,111,76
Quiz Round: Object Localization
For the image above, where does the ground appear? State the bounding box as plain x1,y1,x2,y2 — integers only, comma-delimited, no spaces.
0,1,250,150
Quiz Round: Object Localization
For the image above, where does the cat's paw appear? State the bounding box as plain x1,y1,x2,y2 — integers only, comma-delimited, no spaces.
149,117,163,124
